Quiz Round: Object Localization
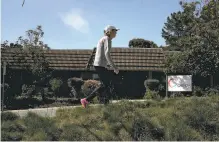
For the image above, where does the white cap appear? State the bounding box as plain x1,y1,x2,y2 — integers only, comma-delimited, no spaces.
104,25,120,33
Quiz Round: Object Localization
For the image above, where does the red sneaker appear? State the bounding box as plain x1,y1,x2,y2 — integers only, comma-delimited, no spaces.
80,98,89,108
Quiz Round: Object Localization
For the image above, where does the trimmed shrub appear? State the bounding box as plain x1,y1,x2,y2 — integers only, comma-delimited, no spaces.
67,77,84,89
21,84,35,98
49,78,63,92
144,79,160,91
81,80,100,98
49,78,63,99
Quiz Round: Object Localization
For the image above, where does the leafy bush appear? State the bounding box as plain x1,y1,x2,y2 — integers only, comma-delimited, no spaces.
49,78,63,92
81,80,100,98
1,112,19,121
144,79,160,91
21,84,35,98
1,116,25,141
49,78,63,99
205,86,219,96
1,121,25,133
182,97,219,140
144,89,160,100
193,86,205,97
1,131,24,141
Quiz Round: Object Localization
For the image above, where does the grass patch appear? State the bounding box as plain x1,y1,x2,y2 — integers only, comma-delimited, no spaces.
2,95,219,141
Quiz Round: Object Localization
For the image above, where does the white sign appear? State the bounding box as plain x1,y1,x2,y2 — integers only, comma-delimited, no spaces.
168,75,192,92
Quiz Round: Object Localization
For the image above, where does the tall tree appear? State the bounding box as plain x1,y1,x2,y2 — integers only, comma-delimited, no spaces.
162,1,199,51
3,25,52,101
164,0,219,78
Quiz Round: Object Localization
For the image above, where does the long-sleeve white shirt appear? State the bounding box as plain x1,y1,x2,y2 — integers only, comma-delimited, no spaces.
93,36,117,70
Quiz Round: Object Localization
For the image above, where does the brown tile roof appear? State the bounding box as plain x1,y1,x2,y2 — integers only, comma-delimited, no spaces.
1,47,165,71
87,47,165,71
1,48,92,71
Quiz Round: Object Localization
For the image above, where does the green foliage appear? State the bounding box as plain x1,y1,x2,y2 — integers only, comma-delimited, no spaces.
144,89,160,100
205,85,219,96
182,97,219,140
60,124,98,141
1,40,23,49
22,112,61,141
129,38,158,48
163,0,219,77
1,122,25,141
21,84,36,98
49,78,63,98
2,96,219,141
2,26,52,102
14,26,50,75
193,86,205,96
144,79,162,100
1,112,19,121
132,116,165,141
1,112,25,141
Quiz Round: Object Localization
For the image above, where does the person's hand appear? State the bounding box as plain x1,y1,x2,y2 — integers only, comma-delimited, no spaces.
114,68,119,74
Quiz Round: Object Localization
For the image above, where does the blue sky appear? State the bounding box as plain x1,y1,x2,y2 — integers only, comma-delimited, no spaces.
2,0,182,49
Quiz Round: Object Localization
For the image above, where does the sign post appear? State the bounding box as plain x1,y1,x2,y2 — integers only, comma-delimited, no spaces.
165,74,168,99
2,62,7,111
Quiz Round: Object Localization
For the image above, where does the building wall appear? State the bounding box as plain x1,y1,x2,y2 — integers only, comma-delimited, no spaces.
2,67,218,101
1,68,84,98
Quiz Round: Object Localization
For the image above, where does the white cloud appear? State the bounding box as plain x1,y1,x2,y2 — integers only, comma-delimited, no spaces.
60,8,89,33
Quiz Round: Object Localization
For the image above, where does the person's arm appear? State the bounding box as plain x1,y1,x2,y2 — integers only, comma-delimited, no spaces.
104,37,117,70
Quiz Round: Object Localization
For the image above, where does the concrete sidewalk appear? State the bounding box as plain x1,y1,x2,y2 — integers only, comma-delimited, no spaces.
3,99,151,118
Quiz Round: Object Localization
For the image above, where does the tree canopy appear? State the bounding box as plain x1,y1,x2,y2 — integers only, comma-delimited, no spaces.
129,38,158,48
163,0,219,77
